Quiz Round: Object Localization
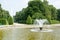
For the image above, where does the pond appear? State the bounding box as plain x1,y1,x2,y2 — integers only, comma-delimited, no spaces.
0,26,60,40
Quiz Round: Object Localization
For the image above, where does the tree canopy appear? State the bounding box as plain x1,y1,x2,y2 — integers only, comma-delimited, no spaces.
14,0,60,24
0,4,13,25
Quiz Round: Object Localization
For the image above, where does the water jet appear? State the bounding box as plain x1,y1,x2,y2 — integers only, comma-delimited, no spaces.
30,19,53,32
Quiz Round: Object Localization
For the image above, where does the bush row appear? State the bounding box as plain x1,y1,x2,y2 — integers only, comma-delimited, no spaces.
0,17,13,25
50,20,60,24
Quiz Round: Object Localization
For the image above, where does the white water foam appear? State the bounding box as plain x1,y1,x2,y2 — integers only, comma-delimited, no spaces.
30,29,53,32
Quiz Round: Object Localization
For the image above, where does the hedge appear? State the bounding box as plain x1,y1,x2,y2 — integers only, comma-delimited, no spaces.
50,20,60,24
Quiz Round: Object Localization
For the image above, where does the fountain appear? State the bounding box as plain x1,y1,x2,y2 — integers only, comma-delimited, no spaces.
0,20,59,40
30,19,53,32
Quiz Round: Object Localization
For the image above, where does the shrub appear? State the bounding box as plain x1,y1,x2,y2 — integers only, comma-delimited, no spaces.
7,16,14,25
50,20,60,24
26,15,32,24
0,19,8,25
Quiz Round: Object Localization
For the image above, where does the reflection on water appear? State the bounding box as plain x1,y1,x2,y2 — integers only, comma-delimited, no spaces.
0,27,60,40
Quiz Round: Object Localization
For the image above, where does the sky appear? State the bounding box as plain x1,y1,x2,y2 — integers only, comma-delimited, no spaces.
0,0,60,16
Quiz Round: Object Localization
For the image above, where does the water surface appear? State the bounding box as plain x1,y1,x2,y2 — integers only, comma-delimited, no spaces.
0,26,60,40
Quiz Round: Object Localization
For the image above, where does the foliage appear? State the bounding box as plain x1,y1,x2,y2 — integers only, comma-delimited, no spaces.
0,19,8,25
49,5,57,20
50,20,60,24
14,0,60,24
7,16,14,25
26,15,32,24
0,4,14,25
57,9,60,21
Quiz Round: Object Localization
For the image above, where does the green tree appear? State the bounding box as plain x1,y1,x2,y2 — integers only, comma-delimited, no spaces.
0,4,1,8
49,5,57,20
57,9,60,21
0,4,13,25
32,12,44,19
7,16,14,25
0,19,8,25
14,0,59,24
26,15,32,24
